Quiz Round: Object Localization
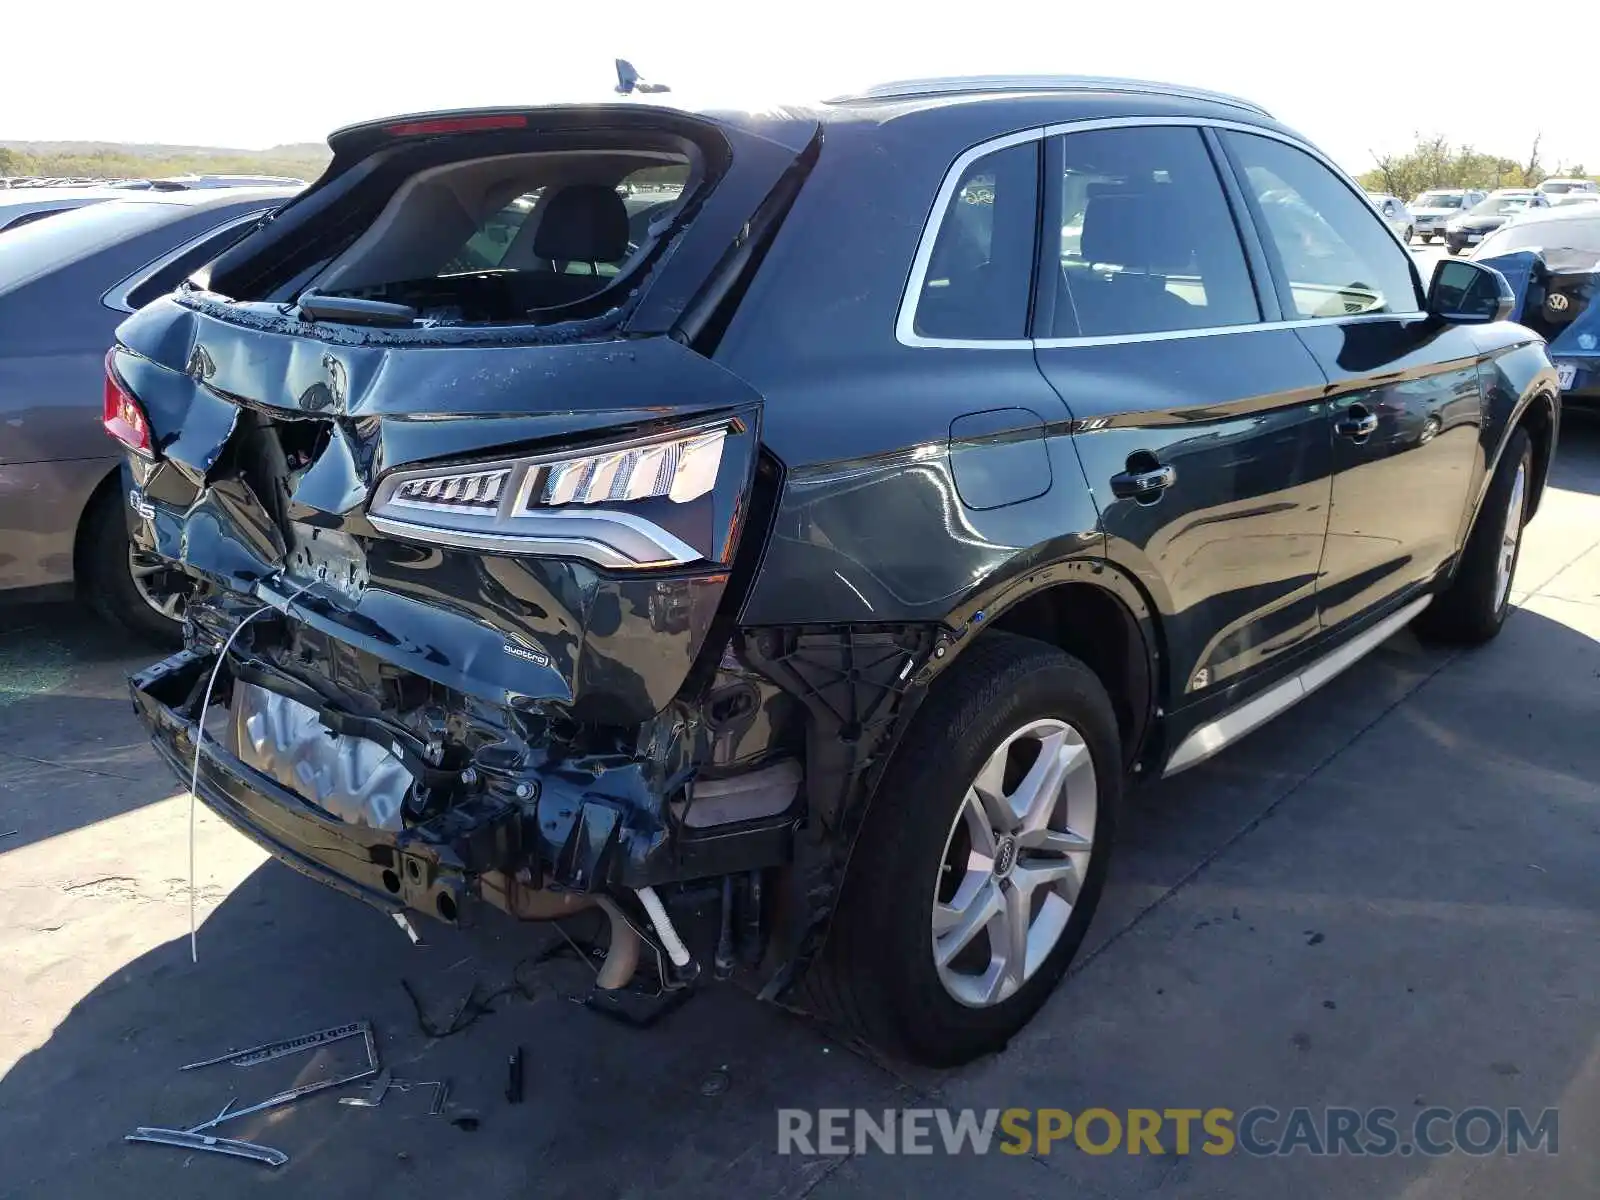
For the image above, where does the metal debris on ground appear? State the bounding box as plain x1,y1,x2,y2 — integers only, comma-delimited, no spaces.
128,1018,380,1169
699,1068,730,1097
180,1020,372,1071
125,1127,289,1167
338,1067,394,1107
392,911,424,945
506,1046,525,1105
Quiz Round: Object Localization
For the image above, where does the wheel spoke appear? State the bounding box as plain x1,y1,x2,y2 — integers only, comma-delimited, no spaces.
958,790,998,860
1011,855,1082,906
983,881,1031,1002
1013,730,1091,840
933,877,1002,966
969,738,1015,831
1017,826,1092,855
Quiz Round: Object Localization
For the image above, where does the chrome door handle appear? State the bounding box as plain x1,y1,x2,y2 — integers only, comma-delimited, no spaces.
1110,464,1177,501
1336,406,1379,442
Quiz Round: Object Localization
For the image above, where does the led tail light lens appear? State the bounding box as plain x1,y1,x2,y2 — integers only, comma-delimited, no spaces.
367,424,730,570
102,350,153,457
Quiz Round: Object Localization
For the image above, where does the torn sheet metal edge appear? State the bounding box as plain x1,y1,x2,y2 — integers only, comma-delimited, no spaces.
126,1127,288,1168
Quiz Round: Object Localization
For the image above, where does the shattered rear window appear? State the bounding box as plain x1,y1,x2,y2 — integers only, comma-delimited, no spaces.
310,155,692,324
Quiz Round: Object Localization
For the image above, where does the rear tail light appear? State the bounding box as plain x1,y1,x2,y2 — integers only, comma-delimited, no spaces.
103,350,153,457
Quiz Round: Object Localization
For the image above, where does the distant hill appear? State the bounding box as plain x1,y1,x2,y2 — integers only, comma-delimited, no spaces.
0,139,331,182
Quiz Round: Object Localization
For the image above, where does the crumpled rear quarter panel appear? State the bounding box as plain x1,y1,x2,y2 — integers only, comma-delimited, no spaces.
115,299,763,725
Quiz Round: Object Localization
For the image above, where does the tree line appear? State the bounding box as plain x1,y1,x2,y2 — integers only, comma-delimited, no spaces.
0,145,329,182
1358,133,1593,199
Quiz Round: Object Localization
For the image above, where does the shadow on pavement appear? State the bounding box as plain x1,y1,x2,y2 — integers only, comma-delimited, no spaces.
1549,409,1600,495
0,601,175,851
3,587,1597,1198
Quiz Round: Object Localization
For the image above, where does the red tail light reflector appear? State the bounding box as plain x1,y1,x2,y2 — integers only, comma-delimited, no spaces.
383,114,528,138
103,350,153,457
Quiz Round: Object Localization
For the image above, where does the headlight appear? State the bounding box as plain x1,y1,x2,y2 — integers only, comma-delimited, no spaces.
367,423,729,569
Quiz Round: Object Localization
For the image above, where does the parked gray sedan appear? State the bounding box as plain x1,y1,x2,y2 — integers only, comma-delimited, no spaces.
0,186,297,641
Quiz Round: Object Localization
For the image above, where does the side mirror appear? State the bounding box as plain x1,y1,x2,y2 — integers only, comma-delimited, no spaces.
1427,258,1515,324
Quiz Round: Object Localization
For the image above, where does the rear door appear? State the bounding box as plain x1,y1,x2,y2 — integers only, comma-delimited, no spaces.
1033,123,1334,703
1220,130,1483,630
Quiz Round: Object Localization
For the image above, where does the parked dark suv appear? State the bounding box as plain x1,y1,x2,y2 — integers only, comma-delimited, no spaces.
112,77,1559,1066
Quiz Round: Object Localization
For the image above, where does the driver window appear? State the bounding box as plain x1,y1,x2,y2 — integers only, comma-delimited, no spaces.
1224,132,1423,320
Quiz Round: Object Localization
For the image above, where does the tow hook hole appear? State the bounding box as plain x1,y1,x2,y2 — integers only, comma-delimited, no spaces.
406,859,422,883
381,869,402,894
436,893,458,922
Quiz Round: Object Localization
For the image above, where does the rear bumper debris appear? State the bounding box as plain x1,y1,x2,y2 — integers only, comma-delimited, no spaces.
130,642,805,929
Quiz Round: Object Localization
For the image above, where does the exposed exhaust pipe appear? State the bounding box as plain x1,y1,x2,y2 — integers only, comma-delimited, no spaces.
635,886,692,969
484,873,643,990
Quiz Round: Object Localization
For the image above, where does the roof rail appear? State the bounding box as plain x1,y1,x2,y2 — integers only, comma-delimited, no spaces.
825,75,1271,118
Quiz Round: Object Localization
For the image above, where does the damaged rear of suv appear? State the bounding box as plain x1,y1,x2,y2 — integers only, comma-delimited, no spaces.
114,80,1558,1068
117,103,824,982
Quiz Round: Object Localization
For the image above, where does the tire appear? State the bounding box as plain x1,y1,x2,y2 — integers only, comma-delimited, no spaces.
1446,243,1461,255
80,488,188,649
1405,226,1414,242
802,633,1121,1066
1416,426,1532,645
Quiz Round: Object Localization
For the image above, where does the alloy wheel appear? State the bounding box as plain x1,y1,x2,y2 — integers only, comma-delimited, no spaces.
931,718,1097,1008
128,547,190,624
1495,460,1527,611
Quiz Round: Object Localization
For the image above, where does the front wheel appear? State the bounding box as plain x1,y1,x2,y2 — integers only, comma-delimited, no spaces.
803,634,1120,1066
1416,426,1532,645
1405,226,1415,242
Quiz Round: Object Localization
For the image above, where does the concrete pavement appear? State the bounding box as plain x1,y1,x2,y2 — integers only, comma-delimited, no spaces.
1,420,1597,1199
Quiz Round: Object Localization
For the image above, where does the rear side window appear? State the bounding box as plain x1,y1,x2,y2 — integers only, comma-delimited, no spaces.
1225,132,1422,319
1052,126,1259,338
911,140,1039,341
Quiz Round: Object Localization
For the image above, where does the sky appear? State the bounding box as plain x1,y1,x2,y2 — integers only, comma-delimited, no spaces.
7,0,1599,177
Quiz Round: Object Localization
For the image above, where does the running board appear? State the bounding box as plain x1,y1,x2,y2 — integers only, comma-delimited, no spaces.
1163,595,1431,777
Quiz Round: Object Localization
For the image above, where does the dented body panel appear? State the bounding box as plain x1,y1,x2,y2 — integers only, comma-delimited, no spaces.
117,87,1562,1028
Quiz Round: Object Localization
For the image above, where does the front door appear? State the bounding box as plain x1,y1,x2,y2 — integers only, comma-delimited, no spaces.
1032,124,1335,704
1220,130,1483,629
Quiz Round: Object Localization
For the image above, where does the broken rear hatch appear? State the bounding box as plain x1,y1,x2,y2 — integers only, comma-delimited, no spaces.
113,103,816,917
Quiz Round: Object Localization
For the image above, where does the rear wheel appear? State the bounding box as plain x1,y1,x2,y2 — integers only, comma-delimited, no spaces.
1405,225,1415,242
803,634,1120,1066
80,488,189,648
1416,427,1531,645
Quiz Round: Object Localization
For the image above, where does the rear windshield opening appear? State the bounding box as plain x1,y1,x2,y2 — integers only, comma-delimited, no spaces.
304,146,694,325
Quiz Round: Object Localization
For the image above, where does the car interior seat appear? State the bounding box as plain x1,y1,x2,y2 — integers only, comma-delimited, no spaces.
1066,182,1202,336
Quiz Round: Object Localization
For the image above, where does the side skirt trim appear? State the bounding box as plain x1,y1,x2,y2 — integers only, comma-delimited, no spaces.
1162,595,1431,777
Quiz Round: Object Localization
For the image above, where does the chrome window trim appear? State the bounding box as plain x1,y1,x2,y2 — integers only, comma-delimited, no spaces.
100,209,271,314
897,115,1426,351
895,126,1047,350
